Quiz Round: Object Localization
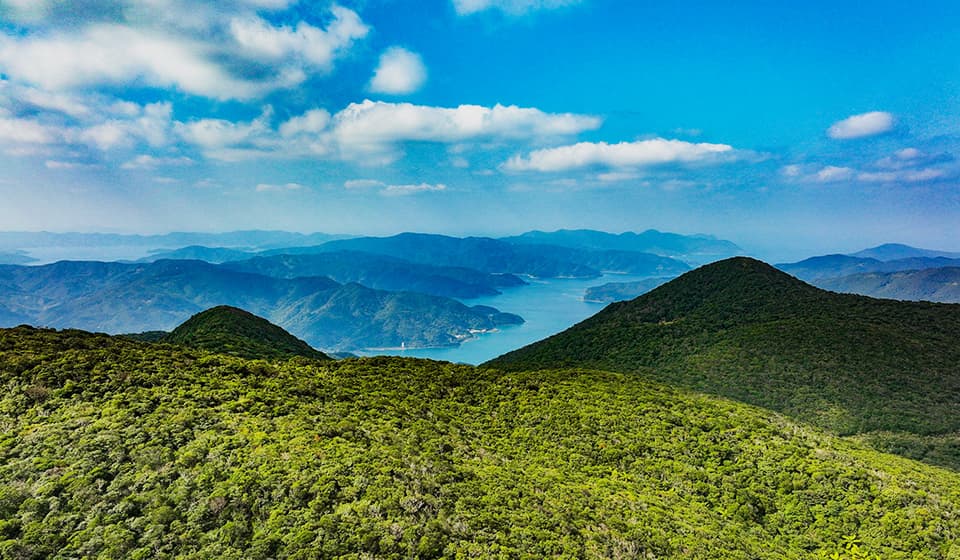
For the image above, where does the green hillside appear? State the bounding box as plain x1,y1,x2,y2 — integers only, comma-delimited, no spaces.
1,326,959,558
163,306,329,360
487,257,960,469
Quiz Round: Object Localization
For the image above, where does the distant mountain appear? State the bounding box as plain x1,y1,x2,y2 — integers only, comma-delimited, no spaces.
222,251,526,299
502,229,742,264
487,257,960,469
285,233,690,278
778,254,960,281
851,243,960,261
140,245,257,263
583,277,674,303
818,267,960,303
0,230,352,252
0,259,522,351
0,251,36,265
165,306,329,360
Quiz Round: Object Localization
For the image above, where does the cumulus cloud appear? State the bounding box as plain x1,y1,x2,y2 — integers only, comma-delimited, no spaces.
0,4,368,101
229,7,368,69
369,47,427,95
332,100,600,159
381,183,447,196
827,111,894,139
814,165,854,182
453,0,582,16
503,138,737,172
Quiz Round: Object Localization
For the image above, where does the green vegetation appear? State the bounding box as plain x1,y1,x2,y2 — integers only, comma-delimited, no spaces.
164,306,329,360
488,257,960,469
2,326,960,558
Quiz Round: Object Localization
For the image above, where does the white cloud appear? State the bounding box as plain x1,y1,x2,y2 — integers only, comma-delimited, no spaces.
344,179,385,189
453,0,582,15
279,109,331,137
815,165,854,182
827,111,894,140
175,107,273,149
0,116,62,144
369,47,427,95
503,138,736,172
229,7,368,69
77,101,172,150
332,100,600,159
0,5,368,101
858,168,945,183
381,182,447,196
44,160,101,170
596,171,641,182
256,182,305,192
121,154,194,170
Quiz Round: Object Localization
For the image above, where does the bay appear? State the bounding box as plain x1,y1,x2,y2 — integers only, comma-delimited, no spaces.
358,272,657,365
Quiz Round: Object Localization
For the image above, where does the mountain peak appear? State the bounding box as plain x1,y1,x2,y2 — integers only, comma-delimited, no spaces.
165,305,329,361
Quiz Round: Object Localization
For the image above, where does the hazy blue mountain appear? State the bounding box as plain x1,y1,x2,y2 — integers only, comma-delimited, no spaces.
0,251,36,265
501,229,742,264
140,245,257,263
221,251,526,299
583,277,675,303
0,230,352,252
0,259,522,350
851,243,960,261
818,267,960,303
778,254,960,281
280,233,690,278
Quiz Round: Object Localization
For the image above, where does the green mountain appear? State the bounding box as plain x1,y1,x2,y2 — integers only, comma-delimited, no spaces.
164,306,329,360
818,267,960,303
1,326,959,558
0,259,522,351
280,232,691,278
487,257,960,469
502,228,742,264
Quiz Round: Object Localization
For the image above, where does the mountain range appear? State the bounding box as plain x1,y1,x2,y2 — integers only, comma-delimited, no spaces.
0,259,521,350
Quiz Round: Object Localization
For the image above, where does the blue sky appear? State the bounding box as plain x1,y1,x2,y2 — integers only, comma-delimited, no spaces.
0,0,958,259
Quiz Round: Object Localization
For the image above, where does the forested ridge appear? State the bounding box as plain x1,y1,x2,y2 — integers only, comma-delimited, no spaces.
1,326,959,558
488,257,960,470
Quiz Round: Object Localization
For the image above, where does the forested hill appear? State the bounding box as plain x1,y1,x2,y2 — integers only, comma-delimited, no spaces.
1,326,959,558
486,257,960,469
163,305,330,360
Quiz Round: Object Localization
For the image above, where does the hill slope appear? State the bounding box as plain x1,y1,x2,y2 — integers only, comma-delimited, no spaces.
1,326,959,558
851,243,960,261
164,306,330,360
487,257,960,469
